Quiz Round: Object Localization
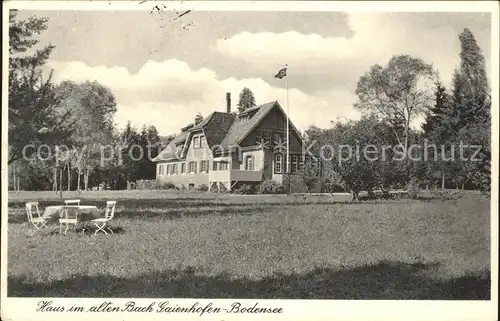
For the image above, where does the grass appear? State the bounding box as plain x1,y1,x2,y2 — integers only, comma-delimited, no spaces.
7,190,491,299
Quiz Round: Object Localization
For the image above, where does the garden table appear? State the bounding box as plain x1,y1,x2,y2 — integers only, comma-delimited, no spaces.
42,205,101,223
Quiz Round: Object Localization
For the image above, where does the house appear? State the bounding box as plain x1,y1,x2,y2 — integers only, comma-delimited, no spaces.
152,93,321,193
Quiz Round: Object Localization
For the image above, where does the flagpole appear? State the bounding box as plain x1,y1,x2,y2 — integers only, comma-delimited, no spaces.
286,65,291,196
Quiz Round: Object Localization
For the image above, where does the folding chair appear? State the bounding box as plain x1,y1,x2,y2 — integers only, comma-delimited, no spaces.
25,202,48,229
59,206,80,235
91,201,116,235
64,199,81,206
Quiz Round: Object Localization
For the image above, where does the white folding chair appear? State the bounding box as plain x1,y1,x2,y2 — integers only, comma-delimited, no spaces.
25,202,48,229
59,206,79,235
64,199,81,206
91,201,116,235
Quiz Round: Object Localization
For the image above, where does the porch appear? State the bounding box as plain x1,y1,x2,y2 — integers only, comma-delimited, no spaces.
209,169,262,193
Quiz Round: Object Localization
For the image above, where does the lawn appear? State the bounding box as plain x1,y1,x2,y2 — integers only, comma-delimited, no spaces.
6,190,491,299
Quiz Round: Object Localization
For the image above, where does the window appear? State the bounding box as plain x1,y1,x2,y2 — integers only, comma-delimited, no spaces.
189,161,197,173
166,164,171,175
212,161,218,171
172,163,178,175
220,162,228,170
291,155,298,173
200,136,206,148
158,165,164,176
181,163,186,174
193,136,200,148
200,160,209,173
274,154,283,174
245,155,254,171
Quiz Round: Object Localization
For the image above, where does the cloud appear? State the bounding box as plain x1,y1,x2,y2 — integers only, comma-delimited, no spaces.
214,14,392,67
214,12,491,90
48,59,359,135
213,14,400,85
47,12,490,136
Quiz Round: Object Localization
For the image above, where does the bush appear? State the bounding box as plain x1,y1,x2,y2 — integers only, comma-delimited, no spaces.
135,180,158,190
162,181,179,190
322,180,345,193
258,179,285,195
232,184,255,195
135,180,178,190
196,184,209,192
407,178,420,199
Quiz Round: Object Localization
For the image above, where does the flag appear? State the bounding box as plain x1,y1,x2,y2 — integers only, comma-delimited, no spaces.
274,67,287,79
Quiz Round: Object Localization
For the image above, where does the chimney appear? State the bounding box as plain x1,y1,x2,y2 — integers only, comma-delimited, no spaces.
226,92,231,113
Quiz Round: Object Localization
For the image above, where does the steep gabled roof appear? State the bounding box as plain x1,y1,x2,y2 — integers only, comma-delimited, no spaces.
152,111,236,162
152,138,182,162
203,112,236,148
189,112,214,131
153,100,303,162
218,101,277,150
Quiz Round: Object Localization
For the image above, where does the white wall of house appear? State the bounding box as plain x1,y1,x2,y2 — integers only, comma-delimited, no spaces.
237,150,264,171
156,131,213,189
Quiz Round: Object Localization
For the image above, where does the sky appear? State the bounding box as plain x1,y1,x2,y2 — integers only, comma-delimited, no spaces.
18,9,492,136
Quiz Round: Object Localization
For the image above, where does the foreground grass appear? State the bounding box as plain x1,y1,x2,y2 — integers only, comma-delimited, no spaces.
7,191,491,299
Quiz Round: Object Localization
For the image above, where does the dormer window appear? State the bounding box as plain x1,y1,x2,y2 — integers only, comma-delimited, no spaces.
175,144,183,155
193,136,200,148
200,136,206,148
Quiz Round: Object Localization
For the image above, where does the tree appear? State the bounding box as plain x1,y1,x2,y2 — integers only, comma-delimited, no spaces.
355,55,434,157
455,28,491,194
237,87,256,113
422,79,451,136
8,11,74,165
421,79,455,188
299,157,320,193
138,125,162,180
354,55,435,191
305,116,402,201
419,28,491,193
458,28,490,117
53,80,117,191
119,122,140,184
194,113,203,124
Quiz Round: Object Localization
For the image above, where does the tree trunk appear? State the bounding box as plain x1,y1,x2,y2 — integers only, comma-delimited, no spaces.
13,169,16,191
77,168,82,191
404,118,412,195
84,167,89,191
67,163,71,191
53,167,57,192
59,168,63,198
351,190,359,202
441,172,445,189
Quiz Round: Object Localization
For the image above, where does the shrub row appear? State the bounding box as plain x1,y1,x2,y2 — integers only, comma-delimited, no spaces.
135,180,178,190
232,179,285,195
136,179,285,194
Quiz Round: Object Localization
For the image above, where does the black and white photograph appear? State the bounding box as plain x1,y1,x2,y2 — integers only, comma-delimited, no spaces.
1,1,498,320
